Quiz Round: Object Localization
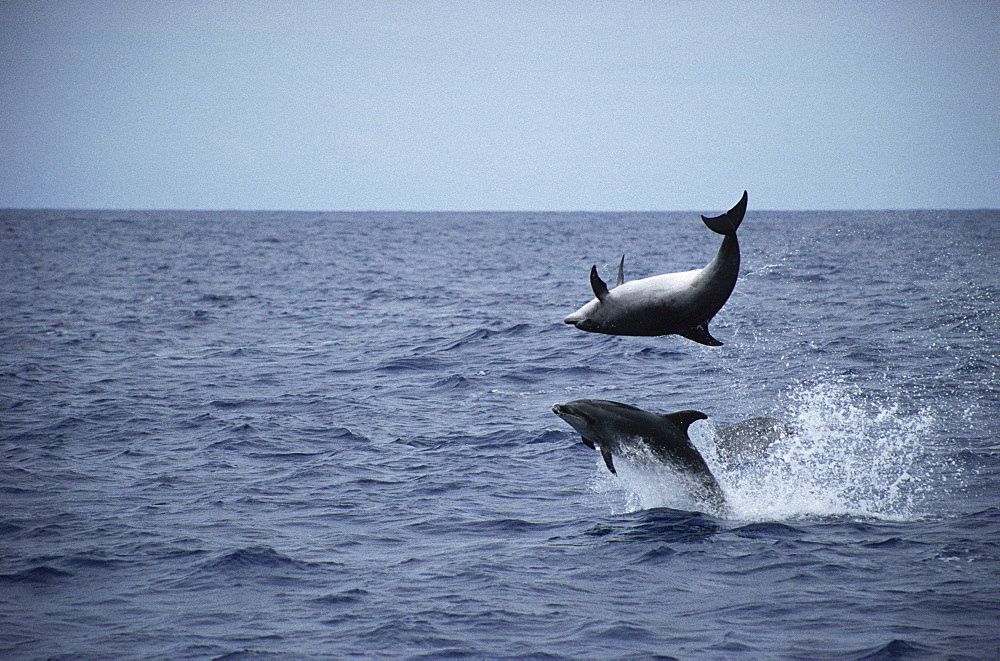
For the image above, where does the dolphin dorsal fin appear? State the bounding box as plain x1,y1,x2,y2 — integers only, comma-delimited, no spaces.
663,410,708,435
701,190,748,236
678,322,723,347
615,255,625,288
590,266,609,301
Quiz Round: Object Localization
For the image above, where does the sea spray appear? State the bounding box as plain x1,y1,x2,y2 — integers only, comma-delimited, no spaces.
588,454,710,516
724,380,938,520
590,381,941,521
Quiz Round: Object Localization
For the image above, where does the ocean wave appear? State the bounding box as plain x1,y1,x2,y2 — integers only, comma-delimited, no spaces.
730,521,806,538
377,356,450,372
310,588,370,606
2,209,998,659
851,639,936,660
441,323,533,351
428,374,472,391
0,565,73,584
196,546,339,579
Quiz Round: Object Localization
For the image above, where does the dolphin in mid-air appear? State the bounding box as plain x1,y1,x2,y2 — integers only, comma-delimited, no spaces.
551,399,726,512
563,191,749,346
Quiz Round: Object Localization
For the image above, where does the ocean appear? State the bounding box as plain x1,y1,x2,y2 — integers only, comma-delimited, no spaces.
1,208,998,659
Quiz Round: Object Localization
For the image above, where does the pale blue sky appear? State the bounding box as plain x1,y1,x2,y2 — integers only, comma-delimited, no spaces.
1,1,997,211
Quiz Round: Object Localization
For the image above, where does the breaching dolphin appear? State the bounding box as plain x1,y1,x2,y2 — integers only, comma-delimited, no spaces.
714,417,795,466
563,191,748,346
551,399,726,512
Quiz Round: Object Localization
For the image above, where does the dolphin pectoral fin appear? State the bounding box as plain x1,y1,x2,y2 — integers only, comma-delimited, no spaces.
590,266,609,301
701,190,748,235
600,448,617,474
615,255,625,288
678,322,723,346
580,436,596,450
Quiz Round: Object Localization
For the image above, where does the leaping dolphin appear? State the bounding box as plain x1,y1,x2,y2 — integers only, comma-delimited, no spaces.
551,399,726,512
714,417,795,466
563,191,748,346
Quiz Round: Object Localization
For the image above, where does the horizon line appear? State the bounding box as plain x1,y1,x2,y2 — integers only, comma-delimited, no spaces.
3,205,998,214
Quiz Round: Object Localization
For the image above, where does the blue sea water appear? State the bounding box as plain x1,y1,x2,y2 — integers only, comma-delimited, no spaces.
1,208,998,659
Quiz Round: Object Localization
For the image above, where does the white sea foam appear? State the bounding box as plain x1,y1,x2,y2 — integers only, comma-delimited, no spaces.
588,452,706,516
590,381,944,521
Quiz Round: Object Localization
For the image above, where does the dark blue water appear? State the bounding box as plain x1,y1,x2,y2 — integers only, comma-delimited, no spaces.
1,208,998,658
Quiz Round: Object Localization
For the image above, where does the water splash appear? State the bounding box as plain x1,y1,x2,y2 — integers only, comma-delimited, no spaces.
719,381,941,520
588,456,710,517
590,381,945,521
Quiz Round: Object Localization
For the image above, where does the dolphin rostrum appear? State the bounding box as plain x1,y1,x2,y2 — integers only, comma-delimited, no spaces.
551,399,726,512
563,191,748,346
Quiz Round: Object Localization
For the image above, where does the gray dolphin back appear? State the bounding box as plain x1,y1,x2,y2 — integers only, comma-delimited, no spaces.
714,416,794,465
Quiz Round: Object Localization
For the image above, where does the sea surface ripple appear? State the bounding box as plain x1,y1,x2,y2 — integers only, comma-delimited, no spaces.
1,209,998,658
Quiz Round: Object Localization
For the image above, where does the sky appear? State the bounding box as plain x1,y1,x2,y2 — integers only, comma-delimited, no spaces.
1,1,998,211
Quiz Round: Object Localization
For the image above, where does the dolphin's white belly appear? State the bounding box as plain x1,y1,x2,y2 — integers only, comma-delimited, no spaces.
563,266,713,335
609,269,702,307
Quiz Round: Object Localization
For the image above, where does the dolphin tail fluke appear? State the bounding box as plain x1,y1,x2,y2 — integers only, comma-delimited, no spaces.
701,190,748,235
678,321,723,346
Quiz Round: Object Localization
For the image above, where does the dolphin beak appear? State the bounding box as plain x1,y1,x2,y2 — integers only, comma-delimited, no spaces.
551,404,563,415
563,316,578,326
